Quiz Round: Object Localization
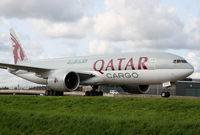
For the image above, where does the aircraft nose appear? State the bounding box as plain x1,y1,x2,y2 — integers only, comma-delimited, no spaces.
187,63,194,75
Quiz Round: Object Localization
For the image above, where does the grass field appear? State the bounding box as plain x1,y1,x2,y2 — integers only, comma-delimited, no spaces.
0,95,200,135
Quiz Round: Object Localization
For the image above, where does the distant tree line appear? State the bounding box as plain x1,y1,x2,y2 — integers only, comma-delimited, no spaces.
0,86,50,90
0,87,9,90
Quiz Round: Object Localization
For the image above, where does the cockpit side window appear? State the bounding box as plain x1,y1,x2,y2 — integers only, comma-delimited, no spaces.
181,60,187,63
177,60,181,63
173,60,177,63
173,59,188,64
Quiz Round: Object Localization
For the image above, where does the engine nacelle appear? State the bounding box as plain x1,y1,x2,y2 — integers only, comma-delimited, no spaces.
121,85,150,94
47,70,80,91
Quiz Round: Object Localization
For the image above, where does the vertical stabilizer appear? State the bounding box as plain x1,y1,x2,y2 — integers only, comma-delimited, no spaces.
10,28,28,64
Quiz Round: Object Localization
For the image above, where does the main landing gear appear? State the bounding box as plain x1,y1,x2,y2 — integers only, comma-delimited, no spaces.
45,90,64,96
85,85,103,96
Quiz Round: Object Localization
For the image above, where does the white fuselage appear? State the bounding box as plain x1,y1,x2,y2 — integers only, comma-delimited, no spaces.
11,52,194,86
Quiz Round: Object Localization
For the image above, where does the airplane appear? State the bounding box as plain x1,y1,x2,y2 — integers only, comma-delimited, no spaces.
0,29,194,97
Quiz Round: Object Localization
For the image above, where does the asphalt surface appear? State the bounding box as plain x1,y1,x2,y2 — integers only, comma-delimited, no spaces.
0,90,200,99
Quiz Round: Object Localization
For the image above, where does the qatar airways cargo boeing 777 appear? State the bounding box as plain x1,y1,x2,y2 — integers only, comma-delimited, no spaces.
0,29,194,97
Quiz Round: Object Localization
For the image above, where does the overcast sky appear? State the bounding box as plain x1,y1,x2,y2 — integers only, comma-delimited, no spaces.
0,0,200,87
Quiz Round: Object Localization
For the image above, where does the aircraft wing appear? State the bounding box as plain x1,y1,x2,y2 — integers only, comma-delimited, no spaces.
0,63,50,73
0,63,96,80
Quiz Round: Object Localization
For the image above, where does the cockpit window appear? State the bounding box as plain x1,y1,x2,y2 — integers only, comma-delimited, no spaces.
181,60,187,63
177,60,181,63
173,59,188,64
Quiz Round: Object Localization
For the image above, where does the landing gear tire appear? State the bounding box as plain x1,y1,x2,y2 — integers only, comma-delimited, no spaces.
90,90,95,96
57,91,64,96
45,90,64,96
161,91,170,98
84,85,103,96
85,91,90,96
99,91,103,96
166,91,170,97
85,90,103,96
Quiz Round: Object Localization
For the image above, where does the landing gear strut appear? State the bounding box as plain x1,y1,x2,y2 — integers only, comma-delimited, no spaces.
45,90,64,96
85,85,103,96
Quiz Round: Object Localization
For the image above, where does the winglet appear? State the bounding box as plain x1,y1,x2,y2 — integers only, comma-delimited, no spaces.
10,28,28,64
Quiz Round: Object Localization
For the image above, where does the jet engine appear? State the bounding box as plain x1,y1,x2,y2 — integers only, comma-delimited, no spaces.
121,85,150,94
47,70,80,91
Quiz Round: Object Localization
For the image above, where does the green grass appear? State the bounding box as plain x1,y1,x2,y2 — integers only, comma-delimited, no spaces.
0,96,200,135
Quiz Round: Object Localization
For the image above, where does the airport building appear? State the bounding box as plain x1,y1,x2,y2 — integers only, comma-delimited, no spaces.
98,79,200,97
150,79,200,97
176,80,200,97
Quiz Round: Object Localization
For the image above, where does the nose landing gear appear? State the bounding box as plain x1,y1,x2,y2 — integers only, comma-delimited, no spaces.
161,91,170,98
161,82,172,98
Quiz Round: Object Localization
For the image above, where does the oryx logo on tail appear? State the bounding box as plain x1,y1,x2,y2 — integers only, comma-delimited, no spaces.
10,29,27,64
10,33,24,64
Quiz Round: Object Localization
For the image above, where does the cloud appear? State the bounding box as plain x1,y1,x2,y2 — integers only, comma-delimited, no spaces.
185,50,200,79
61,48,76,57
0,17,12,27
92,0,200,50
190,73,200,79
0,70,38,88
0,32,7,40
0,42,10,52
186,51,200,73
0,33,10,52
63,40,79,47
125,32,187,49
0,0,84,22
94,0,183,42
88,40,119,55
27,17,93,39
184,17,200,49
0,32,12,60
24,41,45,59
